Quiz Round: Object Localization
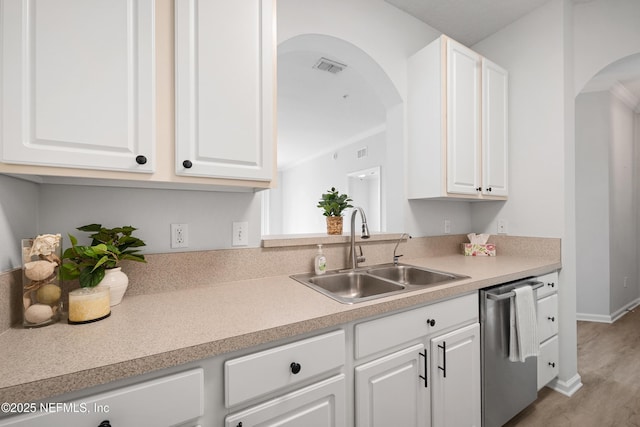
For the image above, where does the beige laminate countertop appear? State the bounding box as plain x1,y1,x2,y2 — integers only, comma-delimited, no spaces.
0,254,560,403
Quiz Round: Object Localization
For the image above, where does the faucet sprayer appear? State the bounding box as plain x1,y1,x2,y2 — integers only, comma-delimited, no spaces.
393,233,412,265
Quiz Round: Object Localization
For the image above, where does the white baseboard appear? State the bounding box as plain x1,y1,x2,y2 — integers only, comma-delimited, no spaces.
576,298,640,323
547,373,583,397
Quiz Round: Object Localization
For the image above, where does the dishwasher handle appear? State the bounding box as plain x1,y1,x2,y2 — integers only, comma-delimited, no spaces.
485,280,544,301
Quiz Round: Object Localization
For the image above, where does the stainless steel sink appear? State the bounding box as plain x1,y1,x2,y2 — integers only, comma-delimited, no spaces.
290,263,468,304
291,271,405,304
366,264,465,286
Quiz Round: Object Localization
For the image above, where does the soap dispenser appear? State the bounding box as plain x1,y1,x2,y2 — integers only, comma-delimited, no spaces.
314,244,327,275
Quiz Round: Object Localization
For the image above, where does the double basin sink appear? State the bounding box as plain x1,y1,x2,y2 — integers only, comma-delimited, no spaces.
291,263,468,304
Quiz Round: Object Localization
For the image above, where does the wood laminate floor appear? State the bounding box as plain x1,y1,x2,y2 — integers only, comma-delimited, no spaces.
505,308,640,426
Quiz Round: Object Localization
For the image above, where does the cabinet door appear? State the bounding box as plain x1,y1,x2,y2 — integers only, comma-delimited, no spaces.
355,343,429,427
225,374,346,427
481,59,508,197
537,294,559,343
446,39,481,195
1,0,155,173
175,0,274,181
538,335,559,389
431,323,481,427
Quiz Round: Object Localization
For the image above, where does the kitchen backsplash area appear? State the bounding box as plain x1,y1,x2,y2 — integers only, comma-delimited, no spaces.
0,234,560,333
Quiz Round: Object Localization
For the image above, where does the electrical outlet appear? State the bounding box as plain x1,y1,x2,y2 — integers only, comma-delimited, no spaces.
171,223,188,248
497,219,508,235
233,221,249,246
444,219,451,234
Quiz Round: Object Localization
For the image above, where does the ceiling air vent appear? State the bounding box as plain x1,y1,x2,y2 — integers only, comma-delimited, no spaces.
313,57,347,74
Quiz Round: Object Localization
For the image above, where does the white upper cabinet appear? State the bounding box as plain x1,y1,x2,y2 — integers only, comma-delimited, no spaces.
481,58,509,197
174,0,275,181
407,35,508,200
446,40,481,196
1,0,155,173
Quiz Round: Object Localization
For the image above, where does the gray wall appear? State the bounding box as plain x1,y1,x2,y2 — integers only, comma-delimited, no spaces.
576,90,639,321
0,178,262,272
0,175,39,271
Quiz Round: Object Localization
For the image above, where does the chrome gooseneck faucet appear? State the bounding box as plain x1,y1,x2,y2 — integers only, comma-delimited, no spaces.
350,207,370,269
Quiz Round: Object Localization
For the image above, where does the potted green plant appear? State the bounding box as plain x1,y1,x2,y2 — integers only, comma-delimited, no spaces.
61,224,146,307
317,187,353,235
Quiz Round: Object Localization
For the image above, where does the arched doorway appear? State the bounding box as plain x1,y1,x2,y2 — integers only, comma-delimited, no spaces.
264,34,403,235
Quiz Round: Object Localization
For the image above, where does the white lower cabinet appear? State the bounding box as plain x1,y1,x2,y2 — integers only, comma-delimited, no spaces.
536,272,560,389
430,323,481,427
354,293,480,427
0,369,204,427
538,335,559,389
355,344,429,427
224,330,346,427
225,375,346,427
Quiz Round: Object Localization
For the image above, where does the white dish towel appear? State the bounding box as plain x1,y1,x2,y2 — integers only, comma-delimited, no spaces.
509,285,539,362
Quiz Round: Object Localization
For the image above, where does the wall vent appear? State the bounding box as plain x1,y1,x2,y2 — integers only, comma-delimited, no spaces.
313,57,347,74
357,147,368,159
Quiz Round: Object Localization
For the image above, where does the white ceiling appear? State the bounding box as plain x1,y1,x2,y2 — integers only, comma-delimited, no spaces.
383,0,551,46
277,49,386,169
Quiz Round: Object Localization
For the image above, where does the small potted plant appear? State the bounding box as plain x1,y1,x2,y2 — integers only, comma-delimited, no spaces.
317,187,353,235
61,224,146,315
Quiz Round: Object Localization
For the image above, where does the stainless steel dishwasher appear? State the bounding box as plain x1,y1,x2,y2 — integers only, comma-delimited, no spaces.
480,278,543,427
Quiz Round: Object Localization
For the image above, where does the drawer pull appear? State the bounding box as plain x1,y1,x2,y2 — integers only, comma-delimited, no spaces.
290,362,302,374
547,316,555,322
418,350,428,388
438,341,447,378
236,423,243,427
426,318,436,327
548,362,556,368
547,282,555,288
98,421,112,427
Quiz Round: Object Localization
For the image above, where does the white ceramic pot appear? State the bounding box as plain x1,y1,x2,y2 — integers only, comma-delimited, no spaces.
100,267,129,306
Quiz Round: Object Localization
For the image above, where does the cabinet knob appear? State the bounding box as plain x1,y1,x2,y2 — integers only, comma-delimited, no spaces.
548,316,555,322
486,187,492,192
98,421,112,427
426,318,436,327
135,155,147,165
182,160,193,169
236,423,243,427
290,362,301,374
547,282,555,288
476,187,482,192
548,362,556,368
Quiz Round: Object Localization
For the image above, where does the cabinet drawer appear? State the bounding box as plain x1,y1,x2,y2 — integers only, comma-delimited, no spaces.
536,272,559,299
537,294,558,343
225,330,345,407
225,374,346,427
355,293,478,359
538,335,559,389
0,369,204,427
